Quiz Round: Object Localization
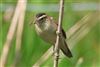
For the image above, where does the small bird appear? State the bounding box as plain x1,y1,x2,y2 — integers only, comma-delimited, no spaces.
33,13,72,58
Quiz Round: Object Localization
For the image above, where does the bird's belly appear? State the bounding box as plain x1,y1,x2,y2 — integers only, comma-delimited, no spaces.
38,31,56,45
35,24,56,45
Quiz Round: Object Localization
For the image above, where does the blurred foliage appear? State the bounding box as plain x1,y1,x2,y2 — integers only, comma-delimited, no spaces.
1,0,100,67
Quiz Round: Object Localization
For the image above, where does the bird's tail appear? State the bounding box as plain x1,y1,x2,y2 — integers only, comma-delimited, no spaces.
60,40,72,58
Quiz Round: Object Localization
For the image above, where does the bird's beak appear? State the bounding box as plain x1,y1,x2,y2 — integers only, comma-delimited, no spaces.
33,20,36,24
29,18,37,25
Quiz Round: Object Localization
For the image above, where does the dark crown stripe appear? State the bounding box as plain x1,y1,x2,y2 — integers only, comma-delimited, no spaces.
36,13,46,18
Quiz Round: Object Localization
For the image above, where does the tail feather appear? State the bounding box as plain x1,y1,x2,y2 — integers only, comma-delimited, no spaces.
60,41,72,58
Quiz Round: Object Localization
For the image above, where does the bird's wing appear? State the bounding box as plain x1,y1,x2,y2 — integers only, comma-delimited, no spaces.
61,28,66,39
49,16,66,39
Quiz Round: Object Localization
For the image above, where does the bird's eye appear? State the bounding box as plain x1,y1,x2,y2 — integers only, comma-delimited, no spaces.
40,18,44,21
38,16,47,23
39,17,46,21
38,18,44,23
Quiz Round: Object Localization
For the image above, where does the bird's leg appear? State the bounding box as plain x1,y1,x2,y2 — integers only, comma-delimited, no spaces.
52,44,61,59
52,45,55,56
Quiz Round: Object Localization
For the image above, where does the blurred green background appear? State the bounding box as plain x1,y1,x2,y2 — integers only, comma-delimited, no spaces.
0,0,100,67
